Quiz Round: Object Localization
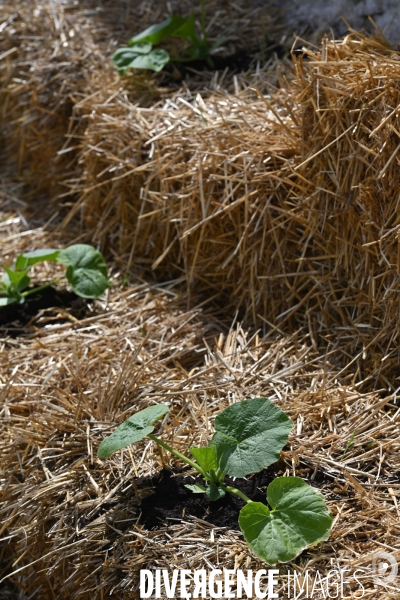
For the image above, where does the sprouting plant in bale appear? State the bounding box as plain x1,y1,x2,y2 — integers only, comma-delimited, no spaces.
98,397,333,565
0,244,109,306
112,0,225,74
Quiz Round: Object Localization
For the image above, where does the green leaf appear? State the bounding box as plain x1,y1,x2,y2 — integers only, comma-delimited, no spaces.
57,244,107,275
3,265,30,292
190,446,217,473
112,43,151,71
97,404,169,459
185,483,207,494
239,477,333,564
15,249,60,270
129,16,191,46
206,483,226,501
112,45,170,73
208,398,292,478
124,41,152,53
127,49,169,72
65,266,109,298
57,244,109,298
172,12,197,41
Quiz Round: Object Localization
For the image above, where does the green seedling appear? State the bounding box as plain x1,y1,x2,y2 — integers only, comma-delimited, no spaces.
366,439,377,449
98,397,333,564
342,430,357,458
112,1,225,74
0,244,109,306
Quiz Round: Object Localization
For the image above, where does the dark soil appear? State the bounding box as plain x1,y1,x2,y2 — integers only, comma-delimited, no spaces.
138,461,343,531
0,287,89,336
167,50,257,77
156,43,288,86
138,466,282,531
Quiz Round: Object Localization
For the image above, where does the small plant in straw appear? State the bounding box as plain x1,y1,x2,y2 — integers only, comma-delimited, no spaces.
0,244,109,306
98,397,333,564
112,1,224,74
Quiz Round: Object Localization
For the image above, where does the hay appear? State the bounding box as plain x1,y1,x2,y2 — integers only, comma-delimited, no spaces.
1,198,400,598
2,4,400,598
289,32,400,388
0,0,279,200
0,0,97,198
59,31,400,389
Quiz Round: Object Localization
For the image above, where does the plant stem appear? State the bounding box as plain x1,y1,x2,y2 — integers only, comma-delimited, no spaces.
215,467,225,483
225,485,252,504
21,277,65,298
147,434,207,478
200,0,208,47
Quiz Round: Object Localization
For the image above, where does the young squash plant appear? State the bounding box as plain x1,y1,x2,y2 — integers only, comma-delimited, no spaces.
112,0,224,74
0,244,109,306
98,398,333,564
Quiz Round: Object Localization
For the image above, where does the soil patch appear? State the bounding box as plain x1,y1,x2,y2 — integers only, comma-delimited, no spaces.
157,44,287,85
139,466,282,531
181,46,283,73
139,463,346,531
0,287,89,336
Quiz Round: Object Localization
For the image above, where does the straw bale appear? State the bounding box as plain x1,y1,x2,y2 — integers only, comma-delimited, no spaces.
1,301,399,598
0,216,209,599
0,0,118,199
288,32,400,388
63,32,400,389
0,0,278,201
1,202,400,598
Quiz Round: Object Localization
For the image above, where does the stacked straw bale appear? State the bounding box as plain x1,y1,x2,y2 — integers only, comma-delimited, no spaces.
291,34,400,388
64,33,400,388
